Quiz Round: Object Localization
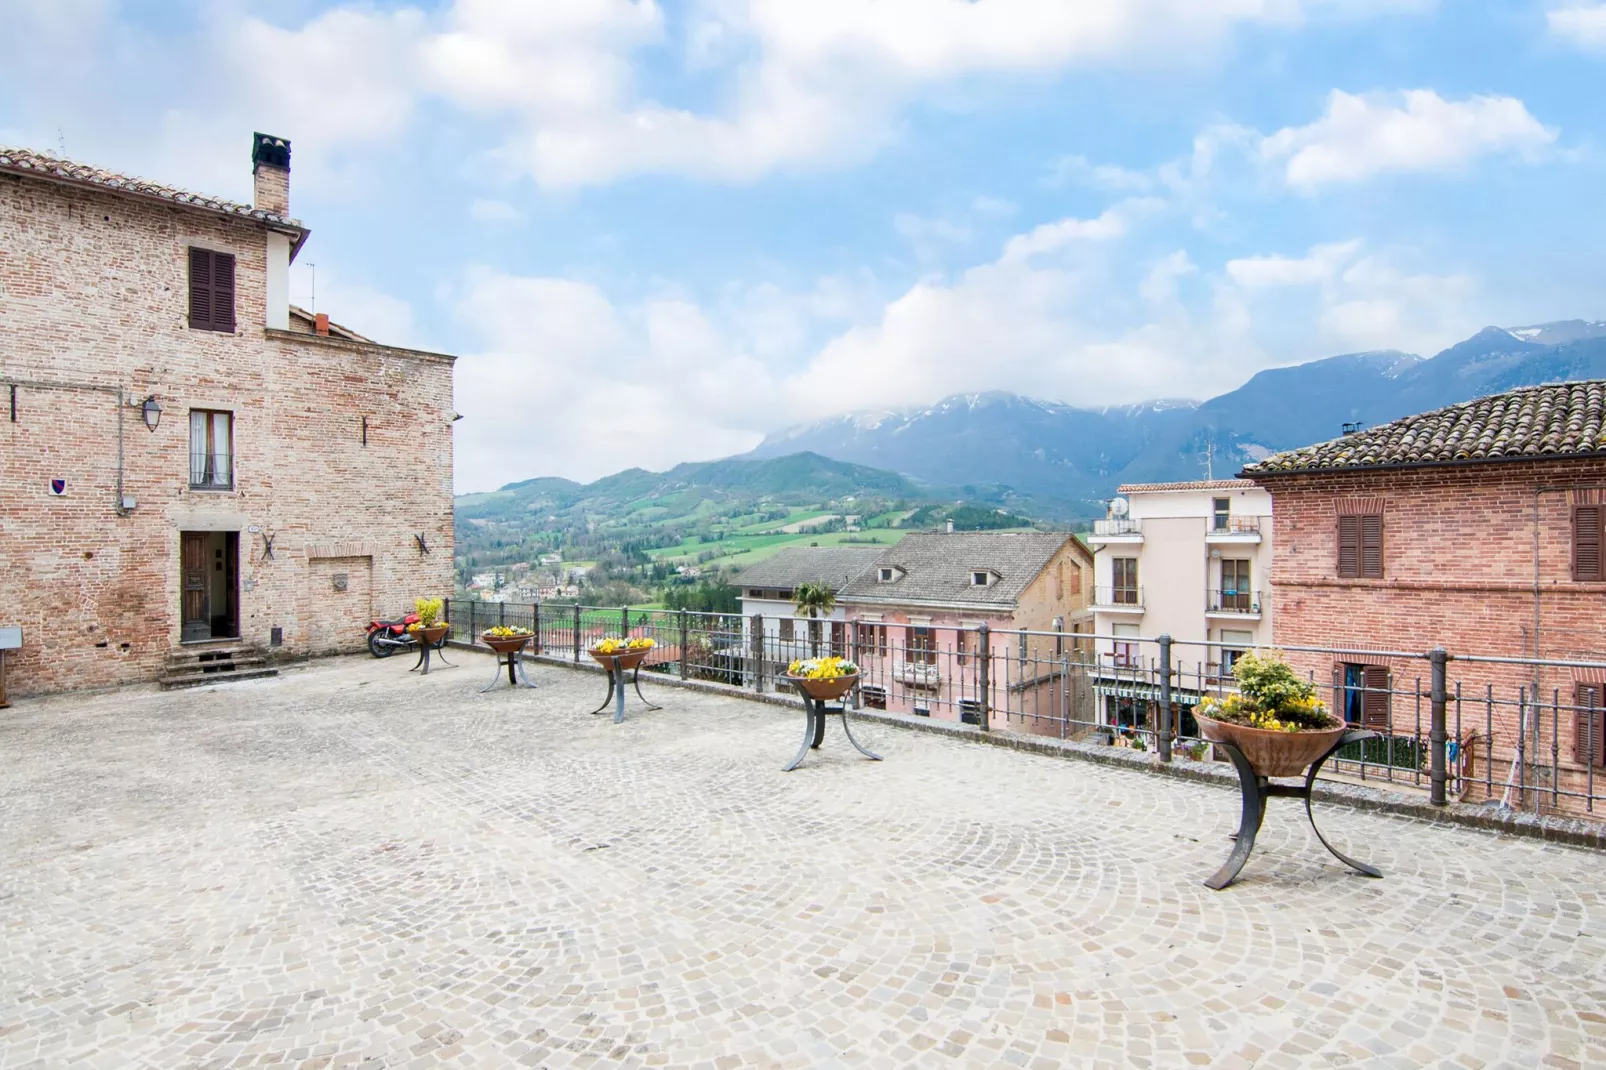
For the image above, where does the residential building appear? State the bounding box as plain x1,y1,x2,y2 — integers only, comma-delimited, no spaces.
1086,480,1273,735
737,546,883,663
837,531,1093,723
1243,381,1606,812
0,135,456,694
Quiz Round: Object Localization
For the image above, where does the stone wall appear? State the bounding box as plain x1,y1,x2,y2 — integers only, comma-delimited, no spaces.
0,168,455,695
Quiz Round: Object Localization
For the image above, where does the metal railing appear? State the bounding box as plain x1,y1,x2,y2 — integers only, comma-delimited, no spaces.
1092,518,1141,537
1092,585,1143,608
1208,516,1261,534
438,599,1606,821
1206,589,1264,614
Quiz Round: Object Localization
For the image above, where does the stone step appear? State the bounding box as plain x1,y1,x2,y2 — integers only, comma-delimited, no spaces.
165,646,266,668
158,666,280,691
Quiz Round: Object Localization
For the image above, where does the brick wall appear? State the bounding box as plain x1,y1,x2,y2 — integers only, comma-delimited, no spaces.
1257,459,1606,811
0,169,455,695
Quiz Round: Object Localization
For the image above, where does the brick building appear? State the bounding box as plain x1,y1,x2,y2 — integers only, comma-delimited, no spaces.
0,135,456,695
1244,381,1606,810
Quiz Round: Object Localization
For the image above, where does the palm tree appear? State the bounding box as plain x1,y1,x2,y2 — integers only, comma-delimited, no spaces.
792,581,837,657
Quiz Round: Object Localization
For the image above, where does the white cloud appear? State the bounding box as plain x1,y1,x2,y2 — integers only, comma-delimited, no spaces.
1226,240,1362,287
1549,4,1606,51
1045,153,1156,192
468,199,525,223
998,199,1159,263
1260,89,1555,188
893,213,972,246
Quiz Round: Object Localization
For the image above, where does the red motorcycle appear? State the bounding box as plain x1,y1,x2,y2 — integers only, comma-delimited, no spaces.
367,612,420,658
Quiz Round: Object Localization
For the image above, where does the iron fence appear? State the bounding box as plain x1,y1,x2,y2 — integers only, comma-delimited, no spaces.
440,600,1606,819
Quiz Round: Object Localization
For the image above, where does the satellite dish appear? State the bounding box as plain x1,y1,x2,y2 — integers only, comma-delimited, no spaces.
1109,497,1129,517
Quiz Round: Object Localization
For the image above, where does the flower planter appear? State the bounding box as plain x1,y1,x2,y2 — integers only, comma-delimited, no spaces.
482,633,534,656
591,647,650,672
786,673,859,702
1196,714,1349,779
411,624,449,647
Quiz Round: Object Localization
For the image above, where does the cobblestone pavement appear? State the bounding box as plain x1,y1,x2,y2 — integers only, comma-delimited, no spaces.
2,654,1603,1070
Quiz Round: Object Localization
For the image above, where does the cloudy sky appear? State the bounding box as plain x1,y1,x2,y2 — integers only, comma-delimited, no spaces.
3,1,1605,491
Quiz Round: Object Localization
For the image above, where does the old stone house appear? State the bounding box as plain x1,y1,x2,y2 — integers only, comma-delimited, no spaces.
0,134,456,695
1244,381,1606,813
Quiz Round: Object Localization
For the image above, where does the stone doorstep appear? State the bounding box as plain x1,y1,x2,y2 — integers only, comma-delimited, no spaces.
449,641,1606,854
157,666,280,691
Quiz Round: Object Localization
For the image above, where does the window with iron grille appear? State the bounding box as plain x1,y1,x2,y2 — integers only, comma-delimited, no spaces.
906,626,936,665
1221,560,1251,611
189,410,233,489
1212,497,1230,531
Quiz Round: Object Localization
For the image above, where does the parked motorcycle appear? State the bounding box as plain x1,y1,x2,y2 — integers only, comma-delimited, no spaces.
367,612,421,658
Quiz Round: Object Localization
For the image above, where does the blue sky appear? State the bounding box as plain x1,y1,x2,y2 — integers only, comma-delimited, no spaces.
3,0,1606,491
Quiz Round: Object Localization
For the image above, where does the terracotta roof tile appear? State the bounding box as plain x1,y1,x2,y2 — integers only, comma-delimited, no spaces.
1243,380,1606,476
841,531,1076,607
0,146,305,232
1117,479,1257,493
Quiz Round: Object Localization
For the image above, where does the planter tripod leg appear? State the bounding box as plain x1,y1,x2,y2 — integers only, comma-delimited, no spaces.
811,701,827,749
590,671,616,715
632,663,662,711
614,664,626,724
1304,740,1383,879
434,641,453,667
839,712,882,761
784,705,816,772
1205,742,1266,891
480,656,506,693
515,652,535,688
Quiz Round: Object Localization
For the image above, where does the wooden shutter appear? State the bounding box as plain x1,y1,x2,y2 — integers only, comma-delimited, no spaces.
188,247,212,329
1359,514,1383,578
211,252,236,331
1337,515,1359,578
1574,506,1602,582
188,248,236,332
1361,664,1390,729
1576,684,1605,768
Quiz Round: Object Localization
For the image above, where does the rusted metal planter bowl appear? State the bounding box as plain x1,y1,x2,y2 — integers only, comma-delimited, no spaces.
1196,714,1349,779
786,673,859,702
482,633,533,656
412,624,449,647
591,647,650,672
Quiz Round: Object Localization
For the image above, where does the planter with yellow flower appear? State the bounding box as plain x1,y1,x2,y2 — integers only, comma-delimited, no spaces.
406,598,450,674
481,625,534,657
784,657,860,702
1194,650,1380,890
589,637,662,722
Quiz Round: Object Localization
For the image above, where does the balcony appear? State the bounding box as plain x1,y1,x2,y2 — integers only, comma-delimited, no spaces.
1088,518,1143,543
893,662,942,689
1205,515,1262,544
1205,589,1264,619
1092,585,1144,614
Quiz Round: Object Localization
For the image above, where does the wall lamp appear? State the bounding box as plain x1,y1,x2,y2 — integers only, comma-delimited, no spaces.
139,395,162,432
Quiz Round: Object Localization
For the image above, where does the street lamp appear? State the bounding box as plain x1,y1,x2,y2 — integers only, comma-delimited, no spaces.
140,395,162,432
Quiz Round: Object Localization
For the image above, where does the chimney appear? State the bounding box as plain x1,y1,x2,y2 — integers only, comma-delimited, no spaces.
946,519,955,534
252,133,291,216
314,313,329,337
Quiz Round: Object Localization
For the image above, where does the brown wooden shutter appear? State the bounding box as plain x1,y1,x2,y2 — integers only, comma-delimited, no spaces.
188,247,212,329
1337,515,1359,578
1574,506,1601,581
1575,684,1605,768
212,252,236,331
1360,514,1383,578
1361,664,1390,729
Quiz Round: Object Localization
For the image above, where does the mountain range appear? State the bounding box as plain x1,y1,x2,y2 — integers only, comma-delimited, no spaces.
744,321,1606,511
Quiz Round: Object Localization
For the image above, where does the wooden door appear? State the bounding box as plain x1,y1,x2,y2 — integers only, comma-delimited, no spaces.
224,532,240,637
181,533,209,641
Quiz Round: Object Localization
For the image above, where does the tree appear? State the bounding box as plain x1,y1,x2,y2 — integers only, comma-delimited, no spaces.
792,581,837,656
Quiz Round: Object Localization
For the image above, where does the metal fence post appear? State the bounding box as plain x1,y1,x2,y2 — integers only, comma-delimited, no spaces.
977,623,991,732
622,604,630,638
572,603,581,663
443,598,452,639
678,609,689,680
1157,633,1173,763
750,613,765,693
1429,646,1449,806
499,601,506,628
468,600,476,641
533,602,542,654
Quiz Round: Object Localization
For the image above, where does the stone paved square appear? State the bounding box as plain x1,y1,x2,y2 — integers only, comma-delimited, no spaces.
2,653,1602,1069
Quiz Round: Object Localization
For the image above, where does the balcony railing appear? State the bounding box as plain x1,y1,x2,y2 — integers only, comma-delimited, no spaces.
1092,518,1142,537
1093,585,1144,609
1207,516,1261,535
1206,589,1264,614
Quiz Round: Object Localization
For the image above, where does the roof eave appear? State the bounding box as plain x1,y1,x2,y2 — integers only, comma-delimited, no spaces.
1242,448,1606,481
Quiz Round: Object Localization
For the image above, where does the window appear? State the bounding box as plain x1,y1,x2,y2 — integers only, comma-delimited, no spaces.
860,684,888,710
1220,629,1253,675
856,623,887,657
1340,663,1391,728
1113,557,1139,604
878,567,896,583
956,628,968,665
1575,684,1605,768
1221,560,1251,611
906,626,936,665
188,248,236,333
1111,622,1139,667
1212,497,1231,532
1573,506,1603,581
1068,565,1082,596
778,618,794,642
971,570,990,587
1337,513,1383,579
830,622,846,657
189,410,233,489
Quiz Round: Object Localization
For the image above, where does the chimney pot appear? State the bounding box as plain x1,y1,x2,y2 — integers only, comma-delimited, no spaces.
946,519,955,534
314,313,329,336
251,132,291,216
